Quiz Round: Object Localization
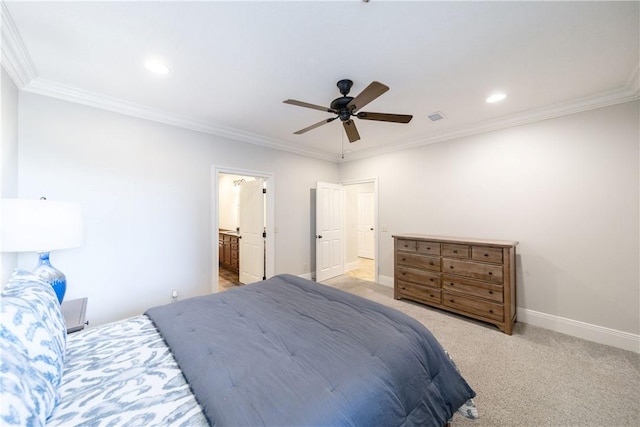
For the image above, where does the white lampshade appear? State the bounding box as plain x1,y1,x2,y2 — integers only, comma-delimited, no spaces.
0,198,84,253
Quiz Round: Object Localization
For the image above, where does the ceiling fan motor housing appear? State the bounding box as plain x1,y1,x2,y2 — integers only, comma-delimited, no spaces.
331,96,355,121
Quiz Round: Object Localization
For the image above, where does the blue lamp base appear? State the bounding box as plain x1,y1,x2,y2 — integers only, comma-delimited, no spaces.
32,252,67,304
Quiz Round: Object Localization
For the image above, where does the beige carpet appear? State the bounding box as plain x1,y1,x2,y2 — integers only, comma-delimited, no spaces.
322,275,640,427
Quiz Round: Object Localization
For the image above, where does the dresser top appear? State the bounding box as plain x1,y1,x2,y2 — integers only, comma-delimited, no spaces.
392,234,518,247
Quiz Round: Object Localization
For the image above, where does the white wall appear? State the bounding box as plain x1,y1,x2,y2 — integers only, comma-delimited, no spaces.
1,67,20,284
340,101,640,337
17,92,338,325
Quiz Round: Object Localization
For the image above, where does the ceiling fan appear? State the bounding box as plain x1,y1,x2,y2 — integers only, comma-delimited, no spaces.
283,79,413,143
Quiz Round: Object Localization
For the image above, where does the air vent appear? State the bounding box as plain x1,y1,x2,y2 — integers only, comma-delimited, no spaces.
428,111,446,122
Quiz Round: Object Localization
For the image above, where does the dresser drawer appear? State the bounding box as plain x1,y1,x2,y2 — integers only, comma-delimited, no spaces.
397,266,440,287
442,275,503,303
416,241,440,256
471,246,503,264
397,253,440,271
442,243,469,259
397,239,417,253
443,292,504,322
397,281,441,305
442,259,504,283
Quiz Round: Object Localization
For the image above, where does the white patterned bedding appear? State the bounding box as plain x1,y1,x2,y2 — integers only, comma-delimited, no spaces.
2,271,477,426
46,315,208,426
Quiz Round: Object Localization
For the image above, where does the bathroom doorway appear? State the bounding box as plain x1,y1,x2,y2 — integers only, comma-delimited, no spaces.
213,167,274,293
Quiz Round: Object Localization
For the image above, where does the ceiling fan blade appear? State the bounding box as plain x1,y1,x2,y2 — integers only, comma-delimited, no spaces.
294,117,338,135
283,99,336,113
357,112,413,123
343,119,360,143
346,81,389,113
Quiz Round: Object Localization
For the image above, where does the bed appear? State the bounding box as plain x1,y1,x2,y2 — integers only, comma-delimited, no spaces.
1,270,477,426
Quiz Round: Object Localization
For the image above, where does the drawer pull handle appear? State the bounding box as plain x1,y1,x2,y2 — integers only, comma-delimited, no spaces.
489,309,494,313
489,272,493,275
402,272,406,276
450,299,455,303
402,258,406,261
426,247,431,250
430,294,435,298
449,266,454,269
453,250,458,253
488,290,493,294
449,283,454,286
430,279,434,282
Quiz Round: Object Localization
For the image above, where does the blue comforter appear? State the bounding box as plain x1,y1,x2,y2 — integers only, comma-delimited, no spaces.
146,274,475,426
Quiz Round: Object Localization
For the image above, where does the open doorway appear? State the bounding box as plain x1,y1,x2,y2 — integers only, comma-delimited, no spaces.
213,167,275,293
343,180,377,283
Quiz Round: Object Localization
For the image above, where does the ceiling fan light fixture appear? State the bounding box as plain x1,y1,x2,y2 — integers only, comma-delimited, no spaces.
486,93,506,103
145,59,170,75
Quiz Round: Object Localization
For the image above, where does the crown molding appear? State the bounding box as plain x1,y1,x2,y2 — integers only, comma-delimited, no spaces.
0,1,37,88
25,76,638,165
344,84,640,162
24,78,339,162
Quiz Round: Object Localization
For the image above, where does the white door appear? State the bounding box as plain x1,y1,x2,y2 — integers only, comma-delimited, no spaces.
357,192,375,259
239,180,264,284
316,182,344,282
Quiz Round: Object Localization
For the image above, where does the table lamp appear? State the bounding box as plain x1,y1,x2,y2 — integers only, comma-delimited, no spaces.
0,198,84,303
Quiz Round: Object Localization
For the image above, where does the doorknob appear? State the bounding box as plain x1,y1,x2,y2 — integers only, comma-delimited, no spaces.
317,235,323,239
370,228,374,231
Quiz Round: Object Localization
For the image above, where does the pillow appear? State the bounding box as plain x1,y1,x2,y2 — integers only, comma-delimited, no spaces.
0,342,57,426
2,270,67,364
0,270,66,425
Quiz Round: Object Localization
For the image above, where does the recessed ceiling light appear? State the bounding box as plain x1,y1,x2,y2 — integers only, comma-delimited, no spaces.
486,93,506,103
145,59,170,75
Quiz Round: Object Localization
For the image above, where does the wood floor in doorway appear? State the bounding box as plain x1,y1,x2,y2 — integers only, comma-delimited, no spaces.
219,265,241,292
345,257,375,282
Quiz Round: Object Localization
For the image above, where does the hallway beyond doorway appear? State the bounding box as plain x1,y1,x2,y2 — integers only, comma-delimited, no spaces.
345,257,375,282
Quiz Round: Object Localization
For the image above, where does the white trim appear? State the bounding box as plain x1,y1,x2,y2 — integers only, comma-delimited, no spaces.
1,2,38,88
298,272,313,281
212,166,275,294
15,79,638,165
378,274,394,288
517,308,640,354
22,78,337,162
383,273,638,353
343,86,640,162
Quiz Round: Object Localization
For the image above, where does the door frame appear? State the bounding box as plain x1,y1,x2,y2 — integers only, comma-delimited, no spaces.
340,177,378,284
212,166,275,293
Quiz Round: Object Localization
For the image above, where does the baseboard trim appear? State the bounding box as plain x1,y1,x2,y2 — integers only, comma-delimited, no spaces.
518,308,639,353
299,272,313,280
345,261,359,272
376,274,638,353
311,272,639,353
378,274,394,288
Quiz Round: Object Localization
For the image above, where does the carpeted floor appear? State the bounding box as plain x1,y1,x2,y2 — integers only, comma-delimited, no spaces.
322,275,640,427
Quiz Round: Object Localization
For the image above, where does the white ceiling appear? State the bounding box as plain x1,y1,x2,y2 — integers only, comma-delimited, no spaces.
2,1,639,162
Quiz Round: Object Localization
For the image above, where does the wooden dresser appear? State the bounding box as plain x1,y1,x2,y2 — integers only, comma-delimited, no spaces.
393,234,518,334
